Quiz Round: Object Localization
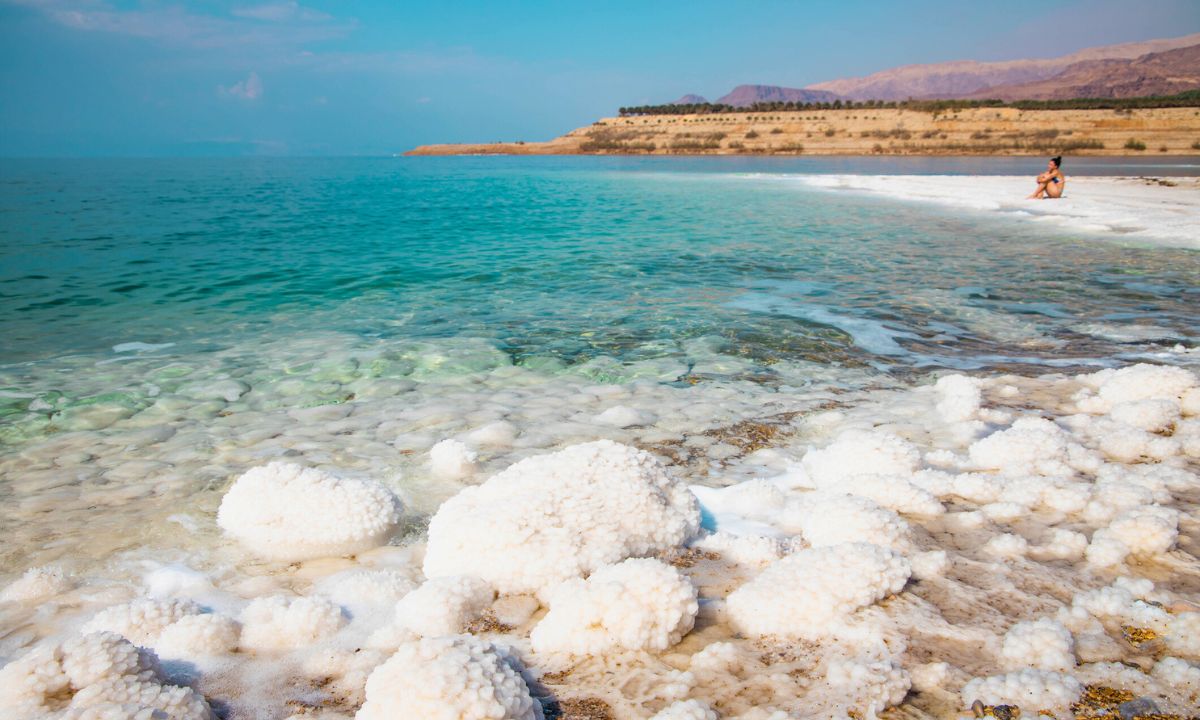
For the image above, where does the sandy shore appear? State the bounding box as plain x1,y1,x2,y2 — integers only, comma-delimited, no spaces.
408,107,1200,157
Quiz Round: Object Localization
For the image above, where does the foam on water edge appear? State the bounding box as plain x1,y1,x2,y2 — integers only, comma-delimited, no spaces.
1,327,1199,718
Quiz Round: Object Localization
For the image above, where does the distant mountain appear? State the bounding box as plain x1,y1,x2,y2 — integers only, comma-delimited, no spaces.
715,84,841,107
673,94,709,104
805,32,1200,100
966,44,1200,100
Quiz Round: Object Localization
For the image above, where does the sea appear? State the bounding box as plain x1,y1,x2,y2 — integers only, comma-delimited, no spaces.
1,155,1198,718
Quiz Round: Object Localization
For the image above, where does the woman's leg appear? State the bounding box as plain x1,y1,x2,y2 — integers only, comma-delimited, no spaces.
1045,181,1064,199
1028,181,1048,199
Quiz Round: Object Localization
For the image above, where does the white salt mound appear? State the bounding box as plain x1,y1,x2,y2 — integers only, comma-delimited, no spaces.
649,699,719,720
960,668,1082,710
800,429,921,484
0,631,214,719
531,558,698,655
0,565,74,603
356,635,543,720
823,658,911,717
391,575,494,637
423,440,700,597
216,461,402,562
429,438,478,479
726,542,910,639
1001,618,1075,671
155,614,240,658
239,595,346,651
81,598,202,646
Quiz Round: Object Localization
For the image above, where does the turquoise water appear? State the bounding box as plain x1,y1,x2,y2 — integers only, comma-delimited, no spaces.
1,156,1198,455
3,156,1197,368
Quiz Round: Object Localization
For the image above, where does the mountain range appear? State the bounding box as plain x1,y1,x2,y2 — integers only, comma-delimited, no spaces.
673,32,1200,106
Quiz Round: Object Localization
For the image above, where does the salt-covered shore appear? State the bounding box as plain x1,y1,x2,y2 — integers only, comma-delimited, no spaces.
789,175,1200,248
2,358,1200,719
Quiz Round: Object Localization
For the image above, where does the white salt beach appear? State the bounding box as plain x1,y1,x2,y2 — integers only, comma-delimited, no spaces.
791,175,1200,248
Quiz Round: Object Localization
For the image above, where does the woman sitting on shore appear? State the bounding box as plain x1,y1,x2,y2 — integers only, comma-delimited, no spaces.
1028,156,1066,199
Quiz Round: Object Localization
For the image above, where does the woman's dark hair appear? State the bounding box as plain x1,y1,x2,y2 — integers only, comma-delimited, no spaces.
1051,156,1062,168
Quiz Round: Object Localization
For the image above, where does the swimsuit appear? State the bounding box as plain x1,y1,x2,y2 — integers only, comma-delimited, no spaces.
1051,177,1060,184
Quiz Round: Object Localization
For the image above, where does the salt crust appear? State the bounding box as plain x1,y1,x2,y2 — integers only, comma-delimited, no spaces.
428,438,478,479
0,566,74,604
356,635,543,720
390,575,494,637
791,175,1200,248
81,599,202,646
649,699,718,720
960,668,1082,710
4,365,1199,718
531,558,697,655
423,440,700,597
154,614,240,658
726,542,910,639
822,659,911,718
216,461,402,562
0,632,214,719
1001,619,1075,671
239,595,346,651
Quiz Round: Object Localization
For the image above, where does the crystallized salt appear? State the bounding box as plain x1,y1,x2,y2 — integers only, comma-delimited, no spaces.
423,440,700,597
726,542,910,639
217,462,402,562
531,558,697,655
356,635,543,720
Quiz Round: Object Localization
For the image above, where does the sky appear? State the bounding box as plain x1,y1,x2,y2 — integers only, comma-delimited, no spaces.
1,0,1198,156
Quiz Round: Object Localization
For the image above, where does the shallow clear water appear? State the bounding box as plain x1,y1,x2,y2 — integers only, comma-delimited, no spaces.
3,157,1198,368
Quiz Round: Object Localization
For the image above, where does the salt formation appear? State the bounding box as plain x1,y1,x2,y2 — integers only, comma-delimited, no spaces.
81,599,202,646
155,614,240,657
0,565,74,603
429,438,478,479
216,461,402,561
0,632,214,719
531,558,697,655
960,669,1082,711
239,595,346,651
389,575,494,637
423,440,700,596
780,493,911,551
726,543,910,639
4,359,1199,719
356,635,542,720
1000,619,1075,671
822,659,911,718
316,567,420,610
649,699,718,720
934,373,983,422
800,429,921,482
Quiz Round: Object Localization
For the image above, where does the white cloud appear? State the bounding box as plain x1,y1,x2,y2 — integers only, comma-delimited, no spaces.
233,1,331,23
8,0,350,48
220,72,263,100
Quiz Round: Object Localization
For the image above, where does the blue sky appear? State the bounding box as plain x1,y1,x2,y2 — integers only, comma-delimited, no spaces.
1,0,1197,156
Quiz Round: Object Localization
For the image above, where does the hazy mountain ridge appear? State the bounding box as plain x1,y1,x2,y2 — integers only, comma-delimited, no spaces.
965,44,1200,100
805,32,1200,100
714,85,840,106
670,33,1200,104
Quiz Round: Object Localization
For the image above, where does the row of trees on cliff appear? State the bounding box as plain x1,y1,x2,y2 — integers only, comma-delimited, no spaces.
617,90,1200,116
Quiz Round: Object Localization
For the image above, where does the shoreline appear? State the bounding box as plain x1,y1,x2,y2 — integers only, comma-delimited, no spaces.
407,107,1200,157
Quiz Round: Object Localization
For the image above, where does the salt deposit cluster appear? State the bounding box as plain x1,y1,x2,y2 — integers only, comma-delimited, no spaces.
2,361,1200,719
